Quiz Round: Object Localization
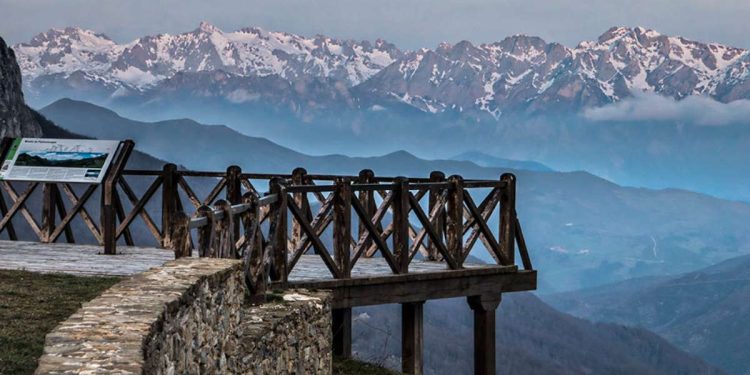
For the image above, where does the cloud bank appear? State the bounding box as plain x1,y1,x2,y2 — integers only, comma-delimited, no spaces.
583,92,750,126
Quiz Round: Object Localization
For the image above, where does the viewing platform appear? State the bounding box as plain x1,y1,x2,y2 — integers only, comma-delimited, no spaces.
0,138,536,374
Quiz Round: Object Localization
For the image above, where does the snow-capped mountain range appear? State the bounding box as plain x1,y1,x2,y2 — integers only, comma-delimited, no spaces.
12,22,750,119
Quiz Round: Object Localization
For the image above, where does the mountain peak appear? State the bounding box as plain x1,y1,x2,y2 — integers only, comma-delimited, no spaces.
195,21,221,34
596,25,664,46
27,26,113,47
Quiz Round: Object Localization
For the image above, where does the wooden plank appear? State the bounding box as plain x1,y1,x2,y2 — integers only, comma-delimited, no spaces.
283,269,534,308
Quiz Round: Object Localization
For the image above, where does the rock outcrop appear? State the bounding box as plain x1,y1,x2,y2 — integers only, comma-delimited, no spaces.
0,36,42,138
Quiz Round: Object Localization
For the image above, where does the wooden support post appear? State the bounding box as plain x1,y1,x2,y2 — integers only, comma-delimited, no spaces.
427,171,445,261
268,178,288,283
171,211,191,258
226,165,242,243
468,294,502,375
392,177,410,273
291,168,313,252
241,192,266,303
402,301,425,375
499,173,516,265
333,178,352,278
357,169,377,255
213,199,236,258
332,307,352,359
161,163,179,249
447,175,464,268
195,205,213,257
102,140,134,255
41,183,56,243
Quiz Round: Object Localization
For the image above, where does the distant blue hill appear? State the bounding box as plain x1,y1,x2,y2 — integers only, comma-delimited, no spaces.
451,151,553,172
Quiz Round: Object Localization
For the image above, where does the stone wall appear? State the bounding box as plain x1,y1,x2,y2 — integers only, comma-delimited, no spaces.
35,258,332,375
238,291,332,374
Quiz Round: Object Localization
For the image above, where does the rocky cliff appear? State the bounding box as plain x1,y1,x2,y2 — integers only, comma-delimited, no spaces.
0,36,42,138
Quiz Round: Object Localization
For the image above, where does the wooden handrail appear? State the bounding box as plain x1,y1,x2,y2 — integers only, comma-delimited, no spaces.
0,162,532,298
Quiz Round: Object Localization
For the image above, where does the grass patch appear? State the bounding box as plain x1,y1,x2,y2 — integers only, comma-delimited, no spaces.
333,357,400,375
0,270,121,375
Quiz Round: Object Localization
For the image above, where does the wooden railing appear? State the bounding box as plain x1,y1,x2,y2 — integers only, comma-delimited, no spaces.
164,167,532,297
0,163,532,296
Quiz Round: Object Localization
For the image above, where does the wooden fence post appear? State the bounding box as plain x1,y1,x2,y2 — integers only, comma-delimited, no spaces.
332,178,353,360
357,169,377,256
268,178,288,283
41,183,56,243
213,199,236,258
241,192,266,303
392,177,410,273
291,168,312,252
427,171,446,261
161,163,179,249
171,211,191,258
499,173,516,265
447,175,464,268
102,140,134,255
226,165,242,243
333,178,352,278
196,205,213,257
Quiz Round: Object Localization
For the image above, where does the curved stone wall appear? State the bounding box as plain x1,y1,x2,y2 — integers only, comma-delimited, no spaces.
34,258,331,374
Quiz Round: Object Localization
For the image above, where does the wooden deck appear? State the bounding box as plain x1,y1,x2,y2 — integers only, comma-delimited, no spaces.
286,254,535,308
0,241,173,276
0,241,535,308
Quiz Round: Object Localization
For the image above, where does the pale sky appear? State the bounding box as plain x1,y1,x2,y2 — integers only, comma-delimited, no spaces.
1,0,748,49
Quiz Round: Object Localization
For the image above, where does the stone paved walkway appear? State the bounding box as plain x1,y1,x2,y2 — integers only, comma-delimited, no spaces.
0,241,173,276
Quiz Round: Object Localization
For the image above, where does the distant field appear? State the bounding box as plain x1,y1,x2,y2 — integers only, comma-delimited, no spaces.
0,270,120,375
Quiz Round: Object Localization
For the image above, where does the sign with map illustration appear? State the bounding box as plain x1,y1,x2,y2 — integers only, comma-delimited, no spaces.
0,138,120,184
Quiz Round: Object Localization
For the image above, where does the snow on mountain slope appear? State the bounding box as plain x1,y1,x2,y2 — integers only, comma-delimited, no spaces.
15,21,402,90
360,26,750,117
13,24,750,118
